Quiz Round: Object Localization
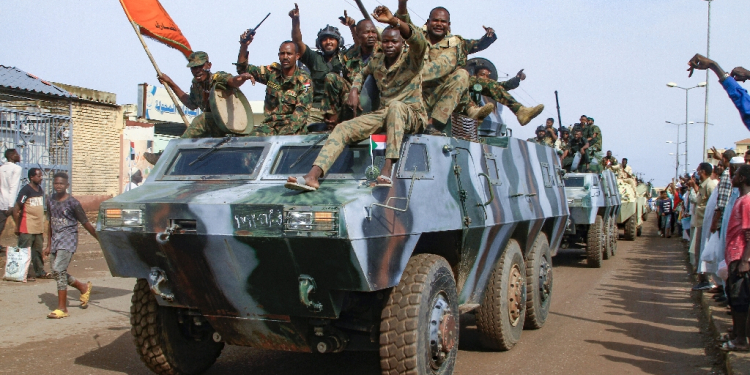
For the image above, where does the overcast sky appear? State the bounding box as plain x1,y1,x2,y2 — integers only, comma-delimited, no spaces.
2,0,749,185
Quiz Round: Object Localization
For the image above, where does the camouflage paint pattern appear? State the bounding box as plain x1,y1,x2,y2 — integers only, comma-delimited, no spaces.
468,76,522,113
97,133,568,354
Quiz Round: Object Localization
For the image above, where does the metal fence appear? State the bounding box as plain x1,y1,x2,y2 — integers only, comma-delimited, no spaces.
0,97,72,194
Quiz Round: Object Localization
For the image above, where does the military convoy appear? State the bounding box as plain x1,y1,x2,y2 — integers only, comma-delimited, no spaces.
98,131,570,375
559,170,621,267
614,169,649,240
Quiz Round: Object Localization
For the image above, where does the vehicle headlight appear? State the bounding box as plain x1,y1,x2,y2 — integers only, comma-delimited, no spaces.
285,211,338,232
104,208,143,227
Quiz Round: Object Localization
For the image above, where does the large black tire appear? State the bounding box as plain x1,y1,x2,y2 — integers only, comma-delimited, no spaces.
637,225,643,237
609,217,618,257
586,216,604,268
379,254,459,375
475,240,526,350
131,279,224,375
624,216,637,241
602,217,612,260
524,233,553,330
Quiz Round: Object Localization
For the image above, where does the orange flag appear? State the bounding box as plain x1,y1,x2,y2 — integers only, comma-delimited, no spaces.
119,0,192,58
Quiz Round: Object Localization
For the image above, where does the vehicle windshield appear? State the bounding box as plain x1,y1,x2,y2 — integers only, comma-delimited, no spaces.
271,145,373,177
564,177,585,188
166,147,264,176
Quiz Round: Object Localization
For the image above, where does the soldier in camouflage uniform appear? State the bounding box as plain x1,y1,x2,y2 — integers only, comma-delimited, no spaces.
156,52,242,139
289,4,346,126
285,6,428,191
395,3,495,134
602,150,618,168
322,15,382,124
145,52,253,165
561,129,590,172
527,126,548,145
236,35,313,135
468,66,545,126
583,117,602,153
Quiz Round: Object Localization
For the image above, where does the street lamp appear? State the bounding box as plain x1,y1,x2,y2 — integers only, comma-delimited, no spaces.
702,0,714,162
666,84,704,177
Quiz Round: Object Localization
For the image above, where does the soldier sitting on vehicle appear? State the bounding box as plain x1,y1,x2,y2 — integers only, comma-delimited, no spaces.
235,34,313,135
144,51,256,164
561,129,590,172
556,127,570,154
289,3,346,127
326,14,382,124
395,2,495,135
527,126,547,145
584,116,602,156
468,65,544,126
602,150,618,168
285,6,427,191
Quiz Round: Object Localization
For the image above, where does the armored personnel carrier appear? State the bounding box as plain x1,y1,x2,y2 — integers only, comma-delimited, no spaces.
97,132,568,375
559,170,621,267
615,171,648,240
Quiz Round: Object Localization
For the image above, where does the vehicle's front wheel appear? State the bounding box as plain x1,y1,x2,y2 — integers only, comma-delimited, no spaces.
602,217,612,260
524,233,552,329
379,254,459,375
476,240,527,350
624,216,637,241
609,217,618,257
586,216,604,268
131,279,224,375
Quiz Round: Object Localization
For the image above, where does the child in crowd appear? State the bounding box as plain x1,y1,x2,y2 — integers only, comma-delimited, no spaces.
657,190,673,238
44,172,98,319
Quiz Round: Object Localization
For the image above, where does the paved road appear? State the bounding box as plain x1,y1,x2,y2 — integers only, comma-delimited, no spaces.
0,217,721,374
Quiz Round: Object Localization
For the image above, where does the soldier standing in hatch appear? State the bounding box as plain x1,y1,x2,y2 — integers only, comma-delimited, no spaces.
323,13,382,124
144,51,257,164
236,34,313,135
289,3,346,127
285,5,427,191
395,2,496,134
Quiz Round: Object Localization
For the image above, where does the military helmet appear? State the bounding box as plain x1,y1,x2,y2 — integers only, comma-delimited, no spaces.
536,125,546,134
560,127,570,135
316,25,345,51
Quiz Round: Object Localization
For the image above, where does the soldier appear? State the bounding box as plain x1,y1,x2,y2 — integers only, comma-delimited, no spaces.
145,51,254,164
527,126,547,145
236,35,313,135
324,16,382,124
561,129,590,172
289,4,346,126
468,65,544,126
557,127,570,154
285,6,427,191
619,158,634,179
571,115,588,136
542,118,558,146
602,150,618,168
584,117,602,154
395,3,495,134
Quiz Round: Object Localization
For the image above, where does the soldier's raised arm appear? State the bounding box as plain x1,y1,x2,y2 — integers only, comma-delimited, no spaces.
157,73,195,110
395,0,412,24
339,10,358,47
289,3,308,56
235,31,270,86
463,26,498,56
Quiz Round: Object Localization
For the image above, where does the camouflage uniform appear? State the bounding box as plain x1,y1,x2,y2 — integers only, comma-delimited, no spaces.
299,45,345,124
527,137,546,145
313,24,428,174
396,12,495,124
467,76,523,114
236,62,313,135
321,44,383,120
582,124,602,152
602,156,618,168
562,138,590,172
181,72,233,138
542,127,558,147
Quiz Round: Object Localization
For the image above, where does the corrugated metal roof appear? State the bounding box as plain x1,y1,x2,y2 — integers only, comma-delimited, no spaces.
0,65,74,98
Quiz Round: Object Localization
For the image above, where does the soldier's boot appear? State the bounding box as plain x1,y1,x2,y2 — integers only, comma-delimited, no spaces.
467,102,495,121
144,152,162,165
515,104,545,126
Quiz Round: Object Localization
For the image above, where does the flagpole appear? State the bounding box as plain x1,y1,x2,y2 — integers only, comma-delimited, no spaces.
128,21,191,128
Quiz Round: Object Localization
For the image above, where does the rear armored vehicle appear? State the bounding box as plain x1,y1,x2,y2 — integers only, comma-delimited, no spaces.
559,170,621,267
97,131,568,375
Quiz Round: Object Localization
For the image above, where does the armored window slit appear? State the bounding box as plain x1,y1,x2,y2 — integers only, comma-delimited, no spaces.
170,219,197,234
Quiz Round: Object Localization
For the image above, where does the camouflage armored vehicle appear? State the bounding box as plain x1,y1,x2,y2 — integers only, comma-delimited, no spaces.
97,133,568,375
559,170,621,267
614,171,648,240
